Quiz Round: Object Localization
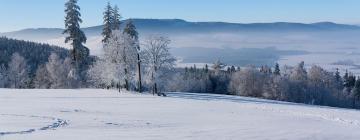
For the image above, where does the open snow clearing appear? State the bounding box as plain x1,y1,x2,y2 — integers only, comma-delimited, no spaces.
1,89,360,140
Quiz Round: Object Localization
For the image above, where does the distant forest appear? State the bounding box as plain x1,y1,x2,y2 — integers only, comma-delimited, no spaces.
0,37,69,74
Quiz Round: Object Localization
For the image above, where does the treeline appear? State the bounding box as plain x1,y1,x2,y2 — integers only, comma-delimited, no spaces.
165,61,360,109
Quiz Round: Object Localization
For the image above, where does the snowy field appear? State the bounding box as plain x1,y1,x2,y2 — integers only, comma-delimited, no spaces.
1,89,360,140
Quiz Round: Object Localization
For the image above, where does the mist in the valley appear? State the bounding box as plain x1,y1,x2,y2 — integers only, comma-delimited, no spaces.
2,20,360,73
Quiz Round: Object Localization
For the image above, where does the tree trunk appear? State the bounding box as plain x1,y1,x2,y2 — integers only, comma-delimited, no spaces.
137,53,142,93
154,83,158,95
124,68,129,91
353,98,356,108
152,83,156,96
118,83,121,92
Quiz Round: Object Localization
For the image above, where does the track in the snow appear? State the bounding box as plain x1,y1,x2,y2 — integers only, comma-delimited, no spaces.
0,114,68,136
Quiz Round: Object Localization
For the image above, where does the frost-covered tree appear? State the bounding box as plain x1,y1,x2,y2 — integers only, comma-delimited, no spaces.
88,58,123,89
123,19,142,92
46,53,64,87
142,35,176,95
95,30,137,91
34,54,75,89
307,65,329,104
34,65,51,89
264,75,289,100
106,31,137,90
102,2,113,43
287,62,308,102
46,53,71,88
168,66,213,93
290,61,307,81
63,0,89,69
63,57,81,88
7,53,29,88
228,66,265,97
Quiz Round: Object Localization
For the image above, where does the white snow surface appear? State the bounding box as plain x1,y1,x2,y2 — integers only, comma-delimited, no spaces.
1,89,360,140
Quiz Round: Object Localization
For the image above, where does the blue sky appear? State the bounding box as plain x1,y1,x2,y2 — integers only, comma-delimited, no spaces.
0,0,359,32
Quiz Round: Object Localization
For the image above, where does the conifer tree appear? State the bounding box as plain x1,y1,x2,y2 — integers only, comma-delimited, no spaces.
335,68,341,82
334,68,343,90
352,77,360,107
274,63,280,76
204,64,209,73
343,70,349,87
112,5,121,30
102,2,113,43
63,0,89,69
123,20,138,40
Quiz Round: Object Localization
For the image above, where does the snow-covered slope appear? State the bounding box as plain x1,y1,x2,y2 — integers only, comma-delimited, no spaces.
1,89,360,140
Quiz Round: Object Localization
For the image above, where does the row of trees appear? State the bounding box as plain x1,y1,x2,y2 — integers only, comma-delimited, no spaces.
166,60,360,109
0,52,76,89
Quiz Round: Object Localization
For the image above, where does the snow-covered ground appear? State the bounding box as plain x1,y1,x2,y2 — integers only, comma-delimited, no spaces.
1,89,360,140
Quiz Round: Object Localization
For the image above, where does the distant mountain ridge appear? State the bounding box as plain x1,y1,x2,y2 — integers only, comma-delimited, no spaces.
1,19,360,41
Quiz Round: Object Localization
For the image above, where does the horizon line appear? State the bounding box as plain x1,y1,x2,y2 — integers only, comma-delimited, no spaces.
1,18,359,33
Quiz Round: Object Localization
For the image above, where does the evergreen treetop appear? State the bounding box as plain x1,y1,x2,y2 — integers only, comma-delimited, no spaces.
102,2,113,43
274,63,281,76
112,5,121,30
123,19,138,40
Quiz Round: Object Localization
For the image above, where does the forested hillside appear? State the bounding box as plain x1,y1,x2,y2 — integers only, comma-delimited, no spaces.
0,37,69,74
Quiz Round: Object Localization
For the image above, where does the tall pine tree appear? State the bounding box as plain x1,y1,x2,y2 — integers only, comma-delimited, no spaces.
335,68,341,82
63,0,89,68
112,5,121,30
343,70,349,87
102,2,113,43
334,68,343,90
274,63,280,76
123,20,142,93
